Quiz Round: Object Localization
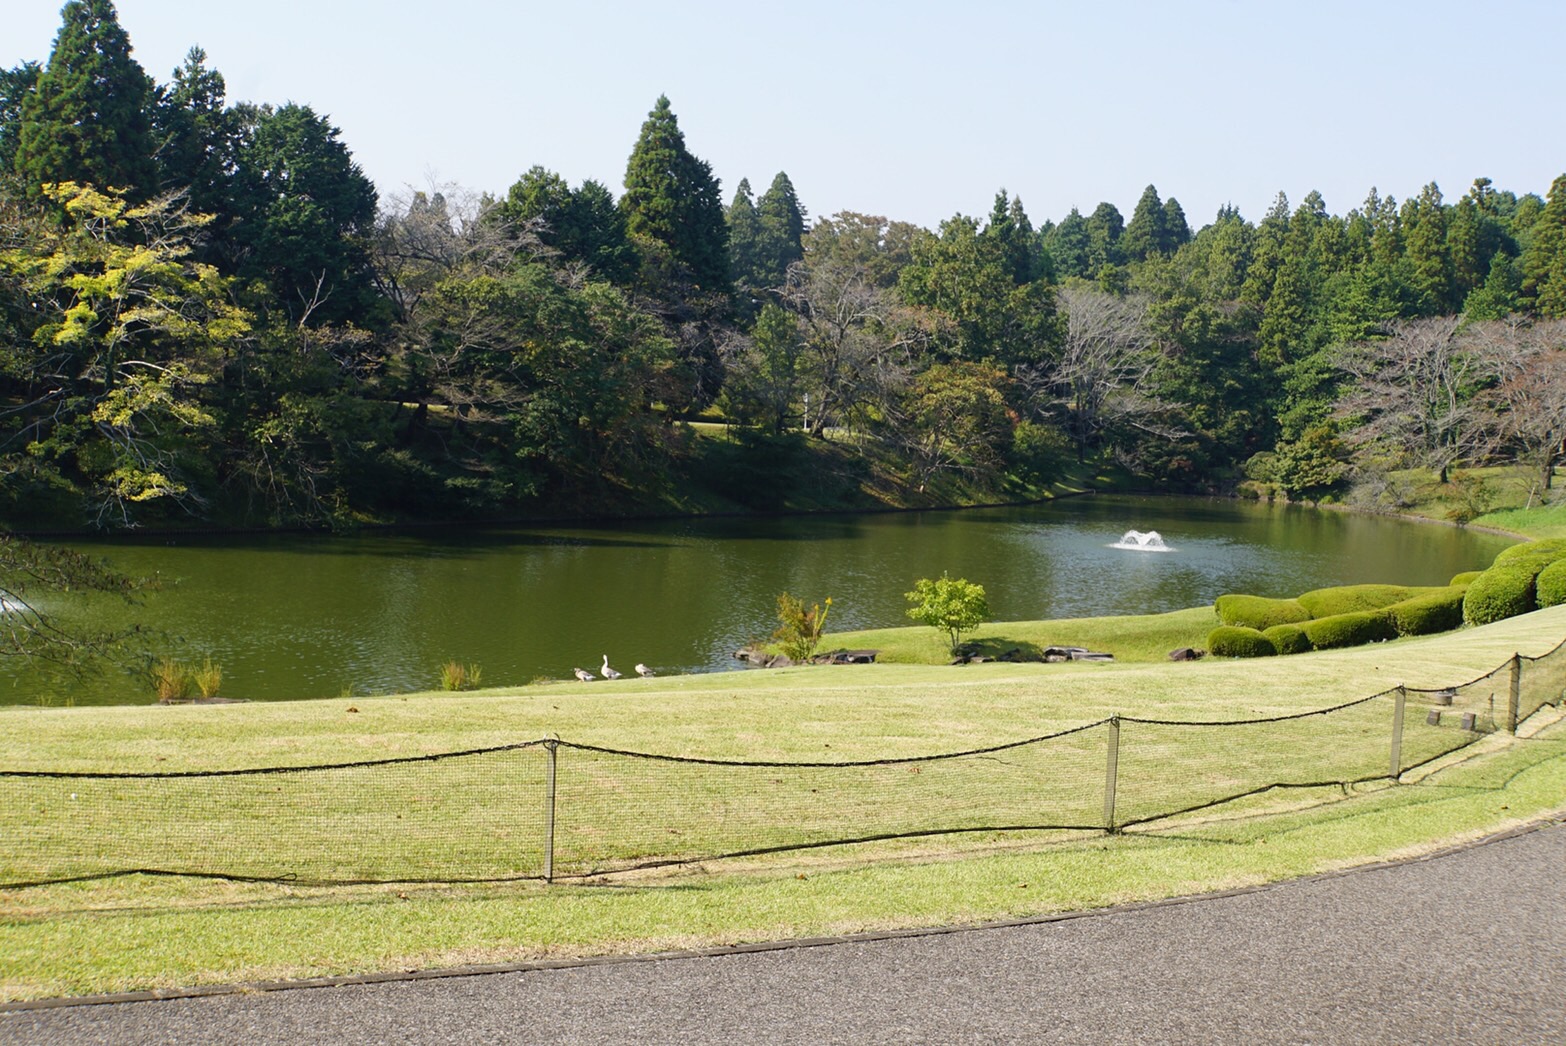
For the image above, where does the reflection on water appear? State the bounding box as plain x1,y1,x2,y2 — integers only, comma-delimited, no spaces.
1,495,1516,705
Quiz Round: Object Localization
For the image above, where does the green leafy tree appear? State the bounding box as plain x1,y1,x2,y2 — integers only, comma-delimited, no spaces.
620,95,730,293
905,573,990,653
501,168,633,282
1,182,251,525
1464,252,1524,320
13,0,157,197
892,361,1012,492
1083,202,1125,276
721,302,800,434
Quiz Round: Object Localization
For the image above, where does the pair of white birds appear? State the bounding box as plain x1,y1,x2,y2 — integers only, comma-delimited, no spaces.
573,655,652,682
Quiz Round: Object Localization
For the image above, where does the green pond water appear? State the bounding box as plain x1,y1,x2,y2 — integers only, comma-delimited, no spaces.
0,495,1517,706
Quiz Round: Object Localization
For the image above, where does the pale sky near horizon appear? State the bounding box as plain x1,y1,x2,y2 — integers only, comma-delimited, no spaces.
6,1,1564,230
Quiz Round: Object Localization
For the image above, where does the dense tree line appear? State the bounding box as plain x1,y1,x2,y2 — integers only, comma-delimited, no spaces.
3,0,1566,533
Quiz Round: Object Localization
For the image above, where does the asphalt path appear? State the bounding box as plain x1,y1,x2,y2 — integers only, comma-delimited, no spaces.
5,822,1564,1045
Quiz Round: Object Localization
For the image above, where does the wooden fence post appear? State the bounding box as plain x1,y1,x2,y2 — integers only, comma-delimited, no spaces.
1389,686,1406,780
543,739,558,883
1103,717,1121,834
1505,654,1522,735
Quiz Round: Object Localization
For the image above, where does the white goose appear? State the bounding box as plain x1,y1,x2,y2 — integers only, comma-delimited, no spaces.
573,667,594,682
600,655,623,680
635,662,654,677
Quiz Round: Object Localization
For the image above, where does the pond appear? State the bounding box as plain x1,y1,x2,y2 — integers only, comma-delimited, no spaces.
0,495,1516,706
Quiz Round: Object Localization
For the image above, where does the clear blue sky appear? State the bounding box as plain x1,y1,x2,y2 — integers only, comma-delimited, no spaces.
7,1,1564,229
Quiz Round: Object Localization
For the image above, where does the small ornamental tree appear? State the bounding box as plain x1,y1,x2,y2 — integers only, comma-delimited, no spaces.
905,573,989,653
773,592,831,662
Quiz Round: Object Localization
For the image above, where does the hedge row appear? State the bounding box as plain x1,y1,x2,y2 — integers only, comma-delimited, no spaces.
1205,539,1565,661
1207,625,1277,658
1296,584,1421,618
1214,594,1311,630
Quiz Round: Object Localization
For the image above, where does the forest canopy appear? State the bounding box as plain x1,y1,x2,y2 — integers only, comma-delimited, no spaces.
3,1,1565,533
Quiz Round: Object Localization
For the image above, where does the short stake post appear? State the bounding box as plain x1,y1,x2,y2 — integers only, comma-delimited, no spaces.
1506,654,1521,735
1389,686,1406,781
543,739,558,883
1103,716,1121,834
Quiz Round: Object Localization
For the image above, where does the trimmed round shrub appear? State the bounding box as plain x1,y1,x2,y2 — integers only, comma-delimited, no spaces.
1536,559,1566,609
1493,538,1566,564
1262,623,1312,655
1300,610,1398,650
1207,625,1278,658
1449,570,1483,587
1385,586,1466,637
1297,584,1419,618
1214,594,1311,630
1463,563,1539,625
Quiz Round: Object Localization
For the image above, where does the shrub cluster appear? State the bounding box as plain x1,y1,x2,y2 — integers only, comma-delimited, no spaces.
1262,623,1312,655
1296,584,1418,618
1214,594,1310,630
1207,625,1277,658
1385,586,1466,636
1449,570,1483,587
1301,610,1398,650
1536,559,1566,609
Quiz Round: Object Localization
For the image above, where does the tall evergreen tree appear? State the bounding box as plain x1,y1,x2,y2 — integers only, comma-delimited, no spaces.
620,95,730,292
725,177,764,289
1400,182,1453,315
152,47,237,217
754,171,806,287
1083,202,1124,276
14,0,157,196
1522,174,1566,317
1121,184,1169,262
1162,198,1192,250
0,62,41,175
1044,207,1091,280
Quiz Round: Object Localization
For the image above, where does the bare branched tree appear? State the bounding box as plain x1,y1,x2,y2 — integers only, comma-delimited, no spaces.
1472,317,1566,490
780,257,928,438
1023,286,1177,461
1335,316,1501,483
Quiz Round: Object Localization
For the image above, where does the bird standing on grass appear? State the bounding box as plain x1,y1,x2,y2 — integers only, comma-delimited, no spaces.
573,667,594,682
601,655,622,680
635,663,654,677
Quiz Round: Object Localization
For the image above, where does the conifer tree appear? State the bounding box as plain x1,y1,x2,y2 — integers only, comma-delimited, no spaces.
725,177,763,288
1522,174,1566,317
755,171,806,286
1121,184,1168,262
0,62,41,174
14,0,157,196
620,95,729,292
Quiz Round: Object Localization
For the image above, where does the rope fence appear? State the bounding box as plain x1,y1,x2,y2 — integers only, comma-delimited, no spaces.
3,640,1564,889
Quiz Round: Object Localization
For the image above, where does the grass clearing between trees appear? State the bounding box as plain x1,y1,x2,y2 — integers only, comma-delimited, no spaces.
1,607,1564,1002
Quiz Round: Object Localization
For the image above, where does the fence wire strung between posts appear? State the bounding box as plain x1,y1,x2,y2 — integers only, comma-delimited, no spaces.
3,641,1565,889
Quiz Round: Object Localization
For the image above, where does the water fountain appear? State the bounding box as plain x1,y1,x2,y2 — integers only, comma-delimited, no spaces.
1110,529,1174,552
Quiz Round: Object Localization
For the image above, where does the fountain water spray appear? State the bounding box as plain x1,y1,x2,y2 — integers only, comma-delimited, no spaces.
1110,529,1173,552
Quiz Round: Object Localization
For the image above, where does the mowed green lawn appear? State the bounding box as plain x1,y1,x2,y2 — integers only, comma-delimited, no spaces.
2,605,1564,1002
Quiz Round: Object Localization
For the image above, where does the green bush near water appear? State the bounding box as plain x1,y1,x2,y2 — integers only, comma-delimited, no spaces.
1450,570,1483,586
1536,560,1566,609
1494,538,1566,564
1300,611,1398,650
1297,584,1422,618
1214,594,1311,630
1206,625,1278,658
1385,587,1467,636
1463,563,1539,625
1262,623,1313,655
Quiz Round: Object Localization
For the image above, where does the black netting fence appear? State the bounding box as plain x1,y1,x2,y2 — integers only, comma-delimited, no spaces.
4,640,1564,888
